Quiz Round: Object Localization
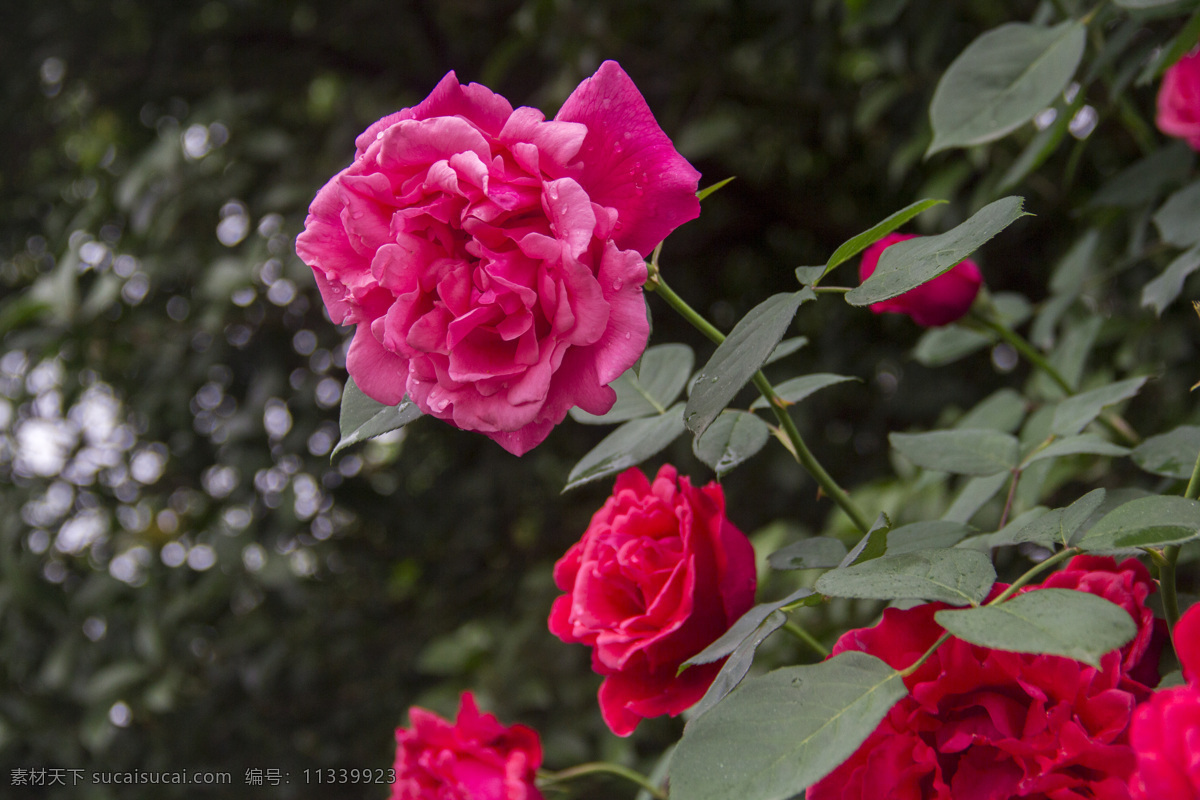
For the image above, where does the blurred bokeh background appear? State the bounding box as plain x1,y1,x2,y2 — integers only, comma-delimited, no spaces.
2,1,1192,797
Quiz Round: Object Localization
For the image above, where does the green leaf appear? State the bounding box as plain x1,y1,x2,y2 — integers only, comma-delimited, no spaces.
889,429,1020,476
671,653,908,800
1050,377,1147,436
334,378,422,457
927,22,1087,155
1022,434,1130,466
998,96,1077,191
846,197,1029,307
1142,244,1200,316
820,198,947,278
1114,0,1188,6
1137,6,1200,85
764,336,809,366
886,521,972,554
750,373,859,410
1090,141,1195,208
912,324,993,367
1133,425,1200,479
1154,180,1200,247
990,489,1107,549
563,404,686,491
697,176,736,202
693,410,771,477
1078,495,1200,551
935,589,1137,667
686,587,817,668
768,537,849,570
687,610,789,720
943,473,1011,523
571,344,694,424
956,388,1027,433
1050,229,1102,296
816,548,996,606
841,513,892,566
685,290,813,436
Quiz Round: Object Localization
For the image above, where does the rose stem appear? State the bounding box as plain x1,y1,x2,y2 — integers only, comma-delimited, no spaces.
538,763,667,800
782,620,830,658
988,546,1081,606
967,311,1140,446
645,265,873,534
1158,447,1200,634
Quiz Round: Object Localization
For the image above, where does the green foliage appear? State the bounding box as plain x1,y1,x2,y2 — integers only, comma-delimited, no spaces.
934,589,1137,668
845,196,1028,306
671,653,908,800
927,22,1087,155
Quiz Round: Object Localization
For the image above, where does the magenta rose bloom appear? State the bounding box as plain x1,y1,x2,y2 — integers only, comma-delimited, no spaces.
1157,49,1200,150
858,232,983,327
1129,604,1200,800
548,464,757,736
296,62,701,455
390,691,543,800
809,556,1161,800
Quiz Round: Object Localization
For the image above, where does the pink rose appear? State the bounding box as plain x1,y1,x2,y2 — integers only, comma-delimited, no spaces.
1157,49,1200,151
548,465,756,736
390,691,543,800
1129,604,1200,800
858,232,983,327
296,62,700,455
810,556,1161,800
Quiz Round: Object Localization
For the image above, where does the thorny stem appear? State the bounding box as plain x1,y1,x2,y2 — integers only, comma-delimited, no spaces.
539,763,668,800
645,263,873,533
1159,446,1200,633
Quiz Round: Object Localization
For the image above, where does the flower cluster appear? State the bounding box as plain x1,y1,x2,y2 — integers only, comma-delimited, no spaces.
809,557,1164,800
296,62,700,455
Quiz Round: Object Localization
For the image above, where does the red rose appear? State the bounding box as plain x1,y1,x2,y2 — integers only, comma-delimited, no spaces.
1129,604,1200,800
296,61,700,455
548,465,757,736
810,556,1161,800
1157,49,1200,151
390,692,543,800
857,232,983,327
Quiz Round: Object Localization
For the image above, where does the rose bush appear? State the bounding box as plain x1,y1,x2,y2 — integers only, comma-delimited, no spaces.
548,464,756,736
808,557,1161,800
296,61,700,454
858,232,982,327
1157,49,1200,150
1129,604,1200,800
390,691,543,800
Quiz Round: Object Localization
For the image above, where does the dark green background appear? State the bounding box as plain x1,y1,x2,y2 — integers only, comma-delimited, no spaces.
1,1,1193,798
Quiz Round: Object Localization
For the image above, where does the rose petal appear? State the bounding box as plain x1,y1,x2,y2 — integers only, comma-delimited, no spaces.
556,60,701,257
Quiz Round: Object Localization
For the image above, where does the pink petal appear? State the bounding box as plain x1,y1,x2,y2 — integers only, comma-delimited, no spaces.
556,61,701,257
346,325,409,406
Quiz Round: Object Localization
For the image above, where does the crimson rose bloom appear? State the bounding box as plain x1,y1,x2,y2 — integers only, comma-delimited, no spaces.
390,692,543,800
548,465,756,736
1157,49,1200,150
296,62,700,455
858,232,983,327
809,557,1162,800
1129,603,1200,799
